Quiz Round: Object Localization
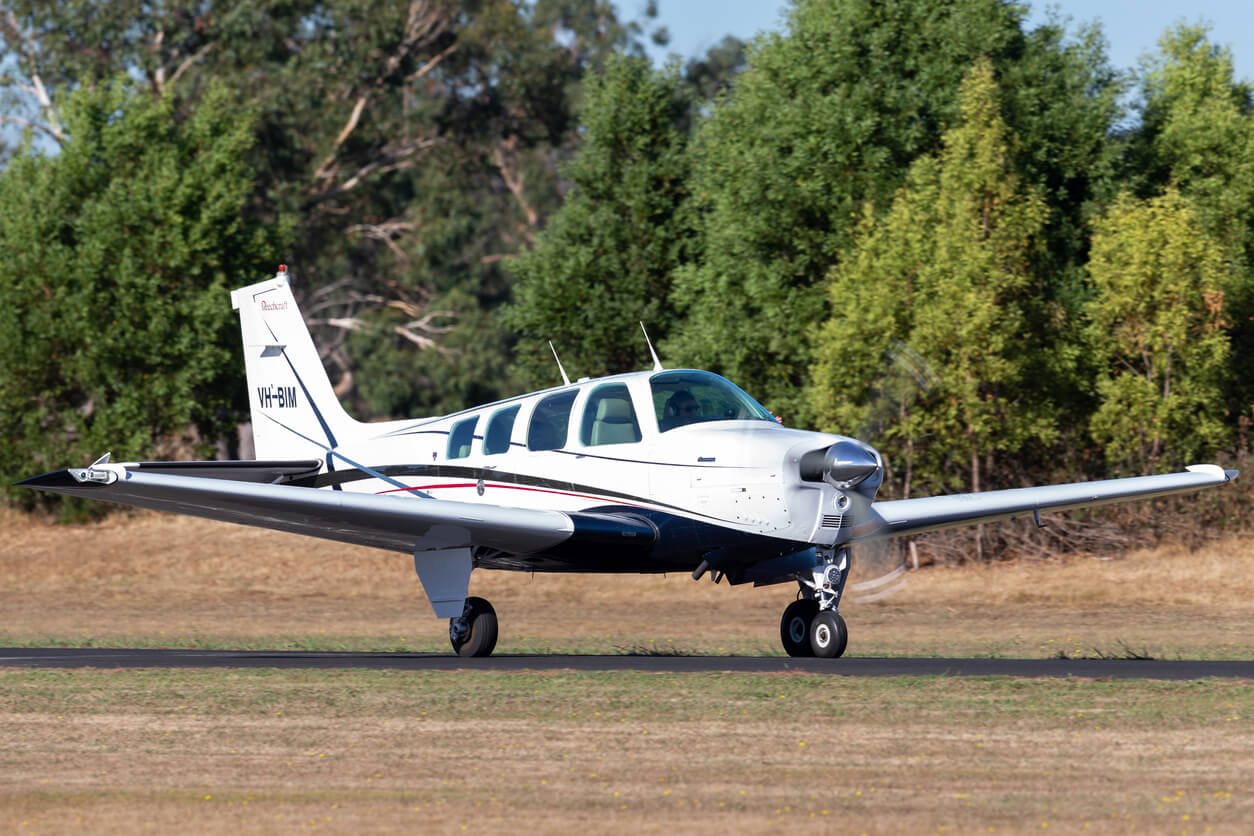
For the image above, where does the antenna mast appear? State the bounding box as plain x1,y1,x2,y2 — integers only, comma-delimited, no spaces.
549,341,572,386
640,323,664,371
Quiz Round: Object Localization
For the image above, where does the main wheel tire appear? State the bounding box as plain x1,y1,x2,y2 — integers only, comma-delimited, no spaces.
780,599,819,657
450,596,498,657
809,611,848,659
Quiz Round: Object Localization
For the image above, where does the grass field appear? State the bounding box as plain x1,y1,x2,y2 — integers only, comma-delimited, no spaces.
4,510,1253,659
2,670,1251,834
3,510,1254,833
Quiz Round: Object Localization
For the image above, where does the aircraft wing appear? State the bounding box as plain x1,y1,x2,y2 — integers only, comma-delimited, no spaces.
16,462,655,557
854,464,1238,541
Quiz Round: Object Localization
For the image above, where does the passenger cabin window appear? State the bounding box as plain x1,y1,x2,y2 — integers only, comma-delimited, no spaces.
483,405,520,455
447,416,478,459
580,383,642,446
527,390,577,451
651,370,776,432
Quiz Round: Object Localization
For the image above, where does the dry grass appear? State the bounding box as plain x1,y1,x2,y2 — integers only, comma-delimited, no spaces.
3,510,1254,833
1,669,1252,835
3,508,1253,658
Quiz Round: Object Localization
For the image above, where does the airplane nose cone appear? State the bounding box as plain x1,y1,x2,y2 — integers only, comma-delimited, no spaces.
823,440,880,489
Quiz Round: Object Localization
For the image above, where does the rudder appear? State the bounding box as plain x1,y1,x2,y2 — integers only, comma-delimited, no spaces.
231,267,360,461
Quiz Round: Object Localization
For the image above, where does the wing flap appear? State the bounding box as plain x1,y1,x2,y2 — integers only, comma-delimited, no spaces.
857,465,1237,540
18,468,575,555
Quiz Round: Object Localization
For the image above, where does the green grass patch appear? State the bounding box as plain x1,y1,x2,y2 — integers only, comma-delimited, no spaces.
1,667,1250,728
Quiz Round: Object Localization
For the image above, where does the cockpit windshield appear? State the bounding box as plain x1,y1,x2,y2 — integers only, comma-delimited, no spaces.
650,370,776,432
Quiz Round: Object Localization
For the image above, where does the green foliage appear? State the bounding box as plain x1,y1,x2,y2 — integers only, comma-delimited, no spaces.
3,0,1252,530
505,55,697,383
667,0,1120,424
1128,25,1254,418
1132,25,1254,251
0,81,280,511
2,1,661,420
810,60,1052,495
1085,188,1231,474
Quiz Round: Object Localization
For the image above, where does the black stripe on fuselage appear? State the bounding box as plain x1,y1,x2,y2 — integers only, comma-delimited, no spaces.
312,463,740,523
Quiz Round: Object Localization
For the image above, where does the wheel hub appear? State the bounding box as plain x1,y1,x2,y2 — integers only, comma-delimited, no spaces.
787,616,807,644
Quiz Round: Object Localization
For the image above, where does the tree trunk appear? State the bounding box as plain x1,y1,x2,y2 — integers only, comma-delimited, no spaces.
972,445,984,563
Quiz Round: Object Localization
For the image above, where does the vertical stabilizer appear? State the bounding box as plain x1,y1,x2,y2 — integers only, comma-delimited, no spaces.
231,268,360,461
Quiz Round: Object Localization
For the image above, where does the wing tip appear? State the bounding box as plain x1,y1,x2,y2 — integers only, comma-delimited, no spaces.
1185,464,1236,482
14,469,85,490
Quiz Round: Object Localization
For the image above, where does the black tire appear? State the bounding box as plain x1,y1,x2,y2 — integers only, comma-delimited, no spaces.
809,611,848,659
780,599,819,657
450,596,498,657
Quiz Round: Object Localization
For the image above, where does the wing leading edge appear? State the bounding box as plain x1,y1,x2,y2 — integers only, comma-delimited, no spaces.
856,465,1238,541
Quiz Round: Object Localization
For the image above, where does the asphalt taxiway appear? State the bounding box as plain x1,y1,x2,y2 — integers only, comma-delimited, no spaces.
1,647,1251,679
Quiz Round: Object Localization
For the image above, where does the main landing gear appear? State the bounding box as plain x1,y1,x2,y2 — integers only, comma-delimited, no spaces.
449,596,498,657
779,547,850,658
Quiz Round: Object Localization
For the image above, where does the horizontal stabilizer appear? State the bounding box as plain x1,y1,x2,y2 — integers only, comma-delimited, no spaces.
121,460,323,485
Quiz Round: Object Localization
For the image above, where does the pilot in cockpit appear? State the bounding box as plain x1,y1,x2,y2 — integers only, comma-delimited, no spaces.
664,390,702,429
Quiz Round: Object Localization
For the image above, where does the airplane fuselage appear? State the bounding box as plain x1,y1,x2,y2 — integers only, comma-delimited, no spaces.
293,369,852,575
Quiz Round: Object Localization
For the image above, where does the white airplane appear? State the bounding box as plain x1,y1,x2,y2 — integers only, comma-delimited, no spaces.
20,268,1239,658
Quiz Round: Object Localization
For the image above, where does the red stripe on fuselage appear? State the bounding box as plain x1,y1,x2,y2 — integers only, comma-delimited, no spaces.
377,481,651,509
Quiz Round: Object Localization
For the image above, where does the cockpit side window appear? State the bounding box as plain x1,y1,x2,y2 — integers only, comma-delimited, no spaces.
483,405,521,455
527,390,577,451
447,416,478,459
651,370,776,432
580,383,642,446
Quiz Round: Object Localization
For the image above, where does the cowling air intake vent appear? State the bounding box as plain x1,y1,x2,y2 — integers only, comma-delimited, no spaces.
821,513,844,529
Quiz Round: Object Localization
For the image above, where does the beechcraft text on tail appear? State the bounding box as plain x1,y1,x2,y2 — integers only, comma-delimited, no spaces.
20,266,1239,658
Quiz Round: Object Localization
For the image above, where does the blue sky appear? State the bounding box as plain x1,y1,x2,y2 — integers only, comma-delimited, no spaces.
634,0,1254,82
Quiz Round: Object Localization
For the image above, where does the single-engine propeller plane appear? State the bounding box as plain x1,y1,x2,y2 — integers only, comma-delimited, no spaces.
20,268,1239,657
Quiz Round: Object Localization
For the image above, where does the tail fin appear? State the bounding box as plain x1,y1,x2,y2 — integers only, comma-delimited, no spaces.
231,267,360,461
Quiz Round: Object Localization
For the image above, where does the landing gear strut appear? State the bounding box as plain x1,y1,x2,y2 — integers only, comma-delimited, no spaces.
779,547,850,659
449,596,498,657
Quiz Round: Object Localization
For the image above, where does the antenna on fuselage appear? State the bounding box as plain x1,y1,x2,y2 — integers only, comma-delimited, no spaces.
640,322,664,371
549,341,572,386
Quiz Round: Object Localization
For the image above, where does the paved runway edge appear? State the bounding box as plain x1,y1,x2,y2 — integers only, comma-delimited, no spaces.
1,648,1252,679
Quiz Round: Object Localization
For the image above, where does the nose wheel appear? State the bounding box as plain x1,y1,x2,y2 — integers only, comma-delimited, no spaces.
809,610,848,658
449,596,498,657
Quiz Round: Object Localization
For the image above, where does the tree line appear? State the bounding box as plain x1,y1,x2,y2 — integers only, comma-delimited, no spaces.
511,1,1254,509
0,0,1250,527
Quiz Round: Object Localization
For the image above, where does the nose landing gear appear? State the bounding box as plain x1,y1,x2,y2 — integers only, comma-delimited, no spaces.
779,547,850,658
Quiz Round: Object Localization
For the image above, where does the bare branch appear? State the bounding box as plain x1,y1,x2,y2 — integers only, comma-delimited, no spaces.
311,0,453,191
0,113,63,142
405,37,457,82
307,310,456,352
313,95,370,182
150,28,167,93
493,136,539,241
311,137,442,203
165,41,217,92
348,220,418,262
4,8,64,143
